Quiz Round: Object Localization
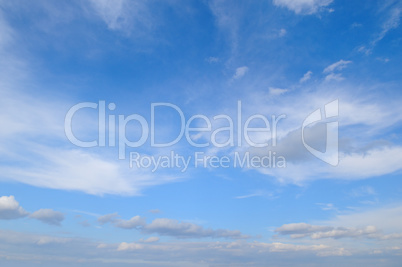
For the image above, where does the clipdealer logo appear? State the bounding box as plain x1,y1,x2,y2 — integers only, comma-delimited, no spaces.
64,100,339,171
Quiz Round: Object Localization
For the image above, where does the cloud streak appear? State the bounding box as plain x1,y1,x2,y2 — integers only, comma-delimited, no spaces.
273,0,333,15
97,213,248,239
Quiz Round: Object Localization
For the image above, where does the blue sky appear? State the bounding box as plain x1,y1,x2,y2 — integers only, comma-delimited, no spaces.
1,0,402,266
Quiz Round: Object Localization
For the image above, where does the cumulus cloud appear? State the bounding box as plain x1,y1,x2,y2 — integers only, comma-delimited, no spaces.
0,196,65,226
117,242,144,251
29,209,65,226
98,213,146,229
273,0,333,15
232,66,249,79
98,212,120,225
0,195,29,220
115,216,146,229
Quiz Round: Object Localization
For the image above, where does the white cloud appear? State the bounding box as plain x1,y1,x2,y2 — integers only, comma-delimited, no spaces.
276,204,402,245
117,242,144,251
316,203,337,211
208,0,240,53
4,229,402,265
349,186,377,198
115,239,339,259
0,195,29,220
206,56,220,63
276,223,332,235
98,213,249,239
300,70,313,83
235,192,262,199
143,218,249,239
372,7,401,50
139,236,160,243
358,6,401,54
88,0,152,33
0,196,65,225
326,204,402,234
149,209,161,214
273,0,333,15
324,73,344,81
258,145,402,185
98,212,119,225
0,53,181,197
239,84,402,184
278,28,287,37
275,222,397,240
89,0,127,30
310,226,377,239
323,60,352,73
232,66,249,79
29,209,65,226
98,213,146,229
114,216,146,229
0,10,13,49
269,87,288,96
330,146,402,179
0,147,155,196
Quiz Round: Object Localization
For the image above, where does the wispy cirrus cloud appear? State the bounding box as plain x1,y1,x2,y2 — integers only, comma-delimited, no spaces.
359,4,402,54
269,87,288,96
322,60,351,81
300,70,313,83
272,0,333,15
88,0,153,33
323,59,352,73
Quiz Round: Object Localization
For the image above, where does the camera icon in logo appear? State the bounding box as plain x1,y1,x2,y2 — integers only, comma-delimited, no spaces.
302,100,339,166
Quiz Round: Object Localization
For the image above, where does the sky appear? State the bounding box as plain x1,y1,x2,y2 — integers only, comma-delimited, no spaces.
1,0,402,266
